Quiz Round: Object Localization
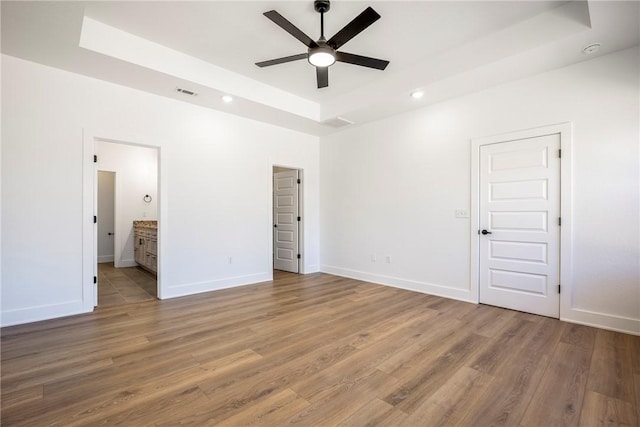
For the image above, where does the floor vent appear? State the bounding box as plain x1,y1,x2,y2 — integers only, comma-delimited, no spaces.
323,116,354,128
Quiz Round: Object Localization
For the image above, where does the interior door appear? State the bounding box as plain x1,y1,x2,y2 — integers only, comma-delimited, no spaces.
93,156,98,307
273,170,299,273
479,134,560,318
97,171,115,263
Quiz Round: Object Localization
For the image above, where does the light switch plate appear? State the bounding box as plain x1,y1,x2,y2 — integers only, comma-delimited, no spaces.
455,209,469,218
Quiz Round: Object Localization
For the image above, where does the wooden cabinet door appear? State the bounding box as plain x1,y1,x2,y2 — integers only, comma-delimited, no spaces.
134,234,145,265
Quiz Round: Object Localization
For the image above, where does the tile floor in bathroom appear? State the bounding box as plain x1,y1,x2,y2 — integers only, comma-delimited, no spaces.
97,262,156,307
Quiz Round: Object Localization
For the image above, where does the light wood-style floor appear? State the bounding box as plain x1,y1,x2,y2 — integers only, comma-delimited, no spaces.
1,272,638,426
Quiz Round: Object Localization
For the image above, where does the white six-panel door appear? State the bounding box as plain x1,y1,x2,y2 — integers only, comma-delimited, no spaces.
273,170,299,273
479,134,560,317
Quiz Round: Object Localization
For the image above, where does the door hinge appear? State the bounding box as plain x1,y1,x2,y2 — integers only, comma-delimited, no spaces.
558,149,561,158
94,276,97,284
558,284,561,294
93,155,97,163
297,254,301,259
297,178,301,184
93,215,97,224
297,216,301,222
558,217,561,226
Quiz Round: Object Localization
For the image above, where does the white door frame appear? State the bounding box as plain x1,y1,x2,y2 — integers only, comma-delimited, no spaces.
269,165,304,275
82,130,163,312
470,122,573,319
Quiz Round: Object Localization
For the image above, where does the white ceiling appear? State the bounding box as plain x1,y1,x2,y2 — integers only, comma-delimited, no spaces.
2,1,639,136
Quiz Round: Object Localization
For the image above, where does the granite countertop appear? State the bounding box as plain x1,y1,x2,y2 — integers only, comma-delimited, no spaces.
133,220,157,229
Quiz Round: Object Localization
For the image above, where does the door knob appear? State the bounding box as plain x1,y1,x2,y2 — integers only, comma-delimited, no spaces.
107,232,114,236
481,229,492,235
274,224,277,228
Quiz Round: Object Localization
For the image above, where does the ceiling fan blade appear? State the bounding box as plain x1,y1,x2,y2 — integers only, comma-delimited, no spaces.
327,7,380,50
336,52,389,70
264,10,318,48
255,53,308,68
316,66,328,88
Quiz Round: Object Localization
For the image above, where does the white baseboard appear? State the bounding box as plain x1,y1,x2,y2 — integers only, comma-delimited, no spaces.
1,300,90,327
320,265,476,303
7,271,634,337
303,264,320,274
320,266,640,336
98,255,114,263
562,308,640,336
162,272,272,299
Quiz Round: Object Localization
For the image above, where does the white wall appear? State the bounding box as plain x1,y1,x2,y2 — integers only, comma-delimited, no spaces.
2,47,638,334
1,54,320,326
96,142,158,267
320,47,640,335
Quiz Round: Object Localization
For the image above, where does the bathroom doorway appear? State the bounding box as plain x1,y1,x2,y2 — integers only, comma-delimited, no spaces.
94,140,159,307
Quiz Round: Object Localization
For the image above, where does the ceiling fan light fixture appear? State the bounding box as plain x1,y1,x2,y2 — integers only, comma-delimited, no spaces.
308,46,336,67
257,2,388,88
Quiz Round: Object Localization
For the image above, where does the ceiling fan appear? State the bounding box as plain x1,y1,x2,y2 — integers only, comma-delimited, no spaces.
255,0,389,89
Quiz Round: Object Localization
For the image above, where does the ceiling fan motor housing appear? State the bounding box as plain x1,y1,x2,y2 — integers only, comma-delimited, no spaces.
314,0,330,14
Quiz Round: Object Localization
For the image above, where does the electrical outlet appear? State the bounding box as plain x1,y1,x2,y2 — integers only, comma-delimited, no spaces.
455,209,469,218
371,254,377,262
386,255,392,264
228,256,233,264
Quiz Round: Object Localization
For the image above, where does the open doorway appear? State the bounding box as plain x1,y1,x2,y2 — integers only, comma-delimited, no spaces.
273,166,303,274
95,140,159,307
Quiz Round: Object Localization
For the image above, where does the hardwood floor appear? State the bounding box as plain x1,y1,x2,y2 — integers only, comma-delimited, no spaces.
1,272,638,426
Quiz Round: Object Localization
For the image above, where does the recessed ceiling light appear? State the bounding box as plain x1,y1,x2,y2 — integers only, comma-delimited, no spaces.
222,95,233,103
410,91,424,99
582,43,601,55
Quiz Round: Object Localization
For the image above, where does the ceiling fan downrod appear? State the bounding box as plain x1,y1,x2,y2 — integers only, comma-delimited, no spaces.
315,0,330,40
309,0,335,68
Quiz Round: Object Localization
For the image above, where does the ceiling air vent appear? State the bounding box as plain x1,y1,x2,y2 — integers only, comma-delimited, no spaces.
323,116,354,128
176,88,198,96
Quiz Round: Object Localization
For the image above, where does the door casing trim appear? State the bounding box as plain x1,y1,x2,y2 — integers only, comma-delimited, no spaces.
83,129,163,312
